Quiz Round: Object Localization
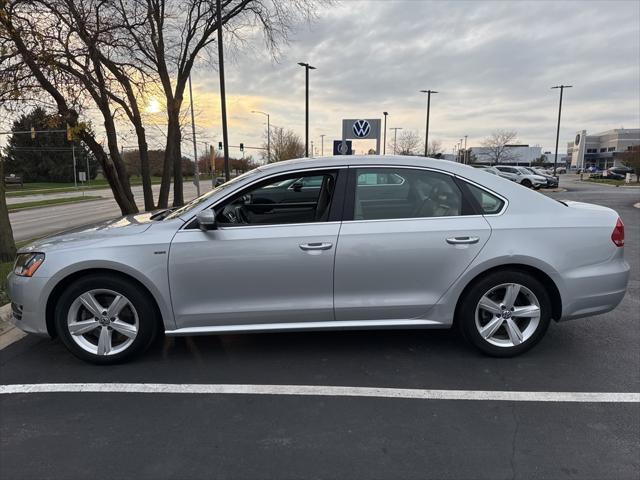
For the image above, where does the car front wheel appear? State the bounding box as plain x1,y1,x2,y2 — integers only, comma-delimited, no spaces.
54,274,158,364
458,270,551,357
521,179,532,188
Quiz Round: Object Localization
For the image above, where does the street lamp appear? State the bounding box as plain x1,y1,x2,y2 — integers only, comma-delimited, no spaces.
251,110,270,163
420,90,438,157
320,134,325,156
551,85,573,175
217,0,230,181
383,112,389,155
390,127,403,154
298,62,316,157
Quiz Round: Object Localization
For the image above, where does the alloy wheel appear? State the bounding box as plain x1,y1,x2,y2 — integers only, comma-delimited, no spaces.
67,289,139,356
474,283,541,348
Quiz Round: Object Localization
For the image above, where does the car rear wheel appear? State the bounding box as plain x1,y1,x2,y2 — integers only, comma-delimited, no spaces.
54,274,158,364
457,270,551,357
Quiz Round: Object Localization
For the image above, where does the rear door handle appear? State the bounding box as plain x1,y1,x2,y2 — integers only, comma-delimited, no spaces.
446,236,480,245
299,242,333,251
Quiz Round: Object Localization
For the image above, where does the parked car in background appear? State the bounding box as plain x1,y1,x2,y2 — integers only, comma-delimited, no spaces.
7,156,629,363
494,166,546,189
523,167,559,188
609,166,633,176
483,166,516,181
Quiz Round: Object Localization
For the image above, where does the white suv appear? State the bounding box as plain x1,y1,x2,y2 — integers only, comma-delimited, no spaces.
495,166,546,189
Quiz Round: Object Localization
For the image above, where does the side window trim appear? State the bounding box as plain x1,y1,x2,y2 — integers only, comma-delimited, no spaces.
454,175,508,216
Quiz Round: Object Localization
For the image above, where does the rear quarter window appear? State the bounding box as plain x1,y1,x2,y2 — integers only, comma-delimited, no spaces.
464,183,505,214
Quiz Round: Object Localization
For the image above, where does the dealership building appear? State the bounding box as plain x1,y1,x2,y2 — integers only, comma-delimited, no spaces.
567,128,639,170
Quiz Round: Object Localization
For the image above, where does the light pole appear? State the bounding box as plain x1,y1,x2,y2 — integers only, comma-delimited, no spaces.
464,135,468,164
188,74,201,196
420,90,438,157
298,62,316,157
251,110,270,163
383,112,388,154
390,127,403,154
217,0,230,181
551,85,572,176
320,134,325,156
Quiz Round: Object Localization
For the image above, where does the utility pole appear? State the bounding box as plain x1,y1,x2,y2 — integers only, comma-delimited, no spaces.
298,62,316,157
420,90,438,157
217,0,230,181
188,74,201,196
383,112,388,155
464,135,468,164
390,127,403,155
251,111,270,163
320,134,325,156
551,85,572,176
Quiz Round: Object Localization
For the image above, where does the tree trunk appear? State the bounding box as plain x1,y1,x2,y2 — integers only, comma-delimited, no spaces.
166,99,184,207
0,157,17,263
80,133,137,215
135,125,155,211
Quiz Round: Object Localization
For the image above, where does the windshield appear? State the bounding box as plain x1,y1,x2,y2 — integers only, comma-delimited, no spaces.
164,169,262,220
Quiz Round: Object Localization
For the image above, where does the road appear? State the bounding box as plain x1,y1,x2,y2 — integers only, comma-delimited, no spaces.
1,177,639,479
9,181,201,242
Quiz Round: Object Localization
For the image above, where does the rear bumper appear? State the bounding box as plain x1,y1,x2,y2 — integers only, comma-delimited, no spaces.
5,272,50,336
559,257,630,321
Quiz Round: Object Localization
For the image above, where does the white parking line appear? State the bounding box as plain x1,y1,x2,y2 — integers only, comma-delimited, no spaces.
1,383,638,403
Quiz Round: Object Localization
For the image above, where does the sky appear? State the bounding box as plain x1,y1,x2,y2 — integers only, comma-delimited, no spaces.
3,0,639,159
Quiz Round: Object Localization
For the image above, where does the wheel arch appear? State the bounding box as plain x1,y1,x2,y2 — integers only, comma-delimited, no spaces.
45,268,165,338
453,263,562,324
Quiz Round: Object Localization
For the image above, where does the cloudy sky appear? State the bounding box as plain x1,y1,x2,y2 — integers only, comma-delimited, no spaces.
182,0,640,158
5,0,639,158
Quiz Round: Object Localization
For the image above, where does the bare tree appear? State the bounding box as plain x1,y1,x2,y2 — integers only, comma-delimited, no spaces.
116,0,322,207
267,127,304,162
427,140,443,157
0,0,139,214
621,145,640,182
389,130,423,156
481,130,519,166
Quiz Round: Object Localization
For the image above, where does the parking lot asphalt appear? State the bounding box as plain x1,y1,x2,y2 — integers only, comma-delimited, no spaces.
1,177,639,480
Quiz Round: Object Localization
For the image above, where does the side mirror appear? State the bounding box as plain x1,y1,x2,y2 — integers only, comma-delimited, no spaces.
197,209,217,231
292,182,303,192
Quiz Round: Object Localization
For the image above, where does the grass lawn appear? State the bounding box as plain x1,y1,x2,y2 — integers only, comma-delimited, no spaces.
5,176,178,197
8,195,102,212
585,178,628,186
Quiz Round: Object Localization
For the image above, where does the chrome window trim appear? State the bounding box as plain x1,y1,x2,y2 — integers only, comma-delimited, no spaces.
344,164,509,221
180,166,348,231
176,221,341,233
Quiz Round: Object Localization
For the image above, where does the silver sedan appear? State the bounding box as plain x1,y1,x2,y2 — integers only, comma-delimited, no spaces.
7,156,630,363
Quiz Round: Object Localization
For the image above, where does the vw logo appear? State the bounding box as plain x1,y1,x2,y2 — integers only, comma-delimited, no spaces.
352,120,371,138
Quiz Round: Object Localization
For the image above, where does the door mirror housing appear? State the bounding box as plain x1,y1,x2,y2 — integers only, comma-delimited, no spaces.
292,182,303,192
197,209,217,231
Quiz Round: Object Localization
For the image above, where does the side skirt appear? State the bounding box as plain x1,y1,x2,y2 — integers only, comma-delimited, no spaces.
165,319,447,336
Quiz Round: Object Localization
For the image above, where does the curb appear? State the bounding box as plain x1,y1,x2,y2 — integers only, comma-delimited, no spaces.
0,303,26,350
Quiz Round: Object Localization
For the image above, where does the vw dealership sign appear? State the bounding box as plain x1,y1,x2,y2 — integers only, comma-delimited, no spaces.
352,120,371,138
341,118,382,154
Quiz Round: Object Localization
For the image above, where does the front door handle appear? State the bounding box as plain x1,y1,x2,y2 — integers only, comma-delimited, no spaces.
446,236,480,245
299,242,333,251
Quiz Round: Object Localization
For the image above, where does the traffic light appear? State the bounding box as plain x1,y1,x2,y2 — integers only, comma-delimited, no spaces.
30,127,36,139
239,143,244,152
218,141,223,150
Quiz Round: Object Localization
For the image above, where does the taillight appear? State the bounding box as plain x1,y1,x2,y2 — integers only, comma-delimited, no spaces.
611,218,625,247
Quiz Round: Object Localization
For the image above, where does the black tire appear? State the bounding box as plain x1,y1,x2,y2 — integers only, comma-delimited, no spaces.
457,270,551,357
54,274,159,364
521,179,532,188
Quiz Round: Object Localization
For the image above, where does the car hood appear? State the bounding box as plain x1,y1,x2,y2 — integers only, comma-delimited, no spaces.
21,212,156,253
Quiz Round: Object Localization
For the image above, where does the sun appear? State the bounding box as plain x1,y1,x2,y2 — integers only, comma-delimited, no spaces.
146,97,162,114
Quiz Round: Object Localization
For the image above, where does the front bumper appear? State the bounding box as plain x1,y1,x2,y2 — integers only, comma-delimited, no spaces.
5,272,50,336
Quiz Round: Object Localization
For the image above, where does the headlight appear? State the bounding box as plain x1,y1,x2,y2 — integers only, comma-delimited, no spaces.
14,253,45,277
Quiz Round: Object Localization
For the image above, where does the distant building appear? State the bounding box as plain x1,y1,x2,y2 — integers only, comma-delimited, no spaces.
468,145,543,165
567,128,640,170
